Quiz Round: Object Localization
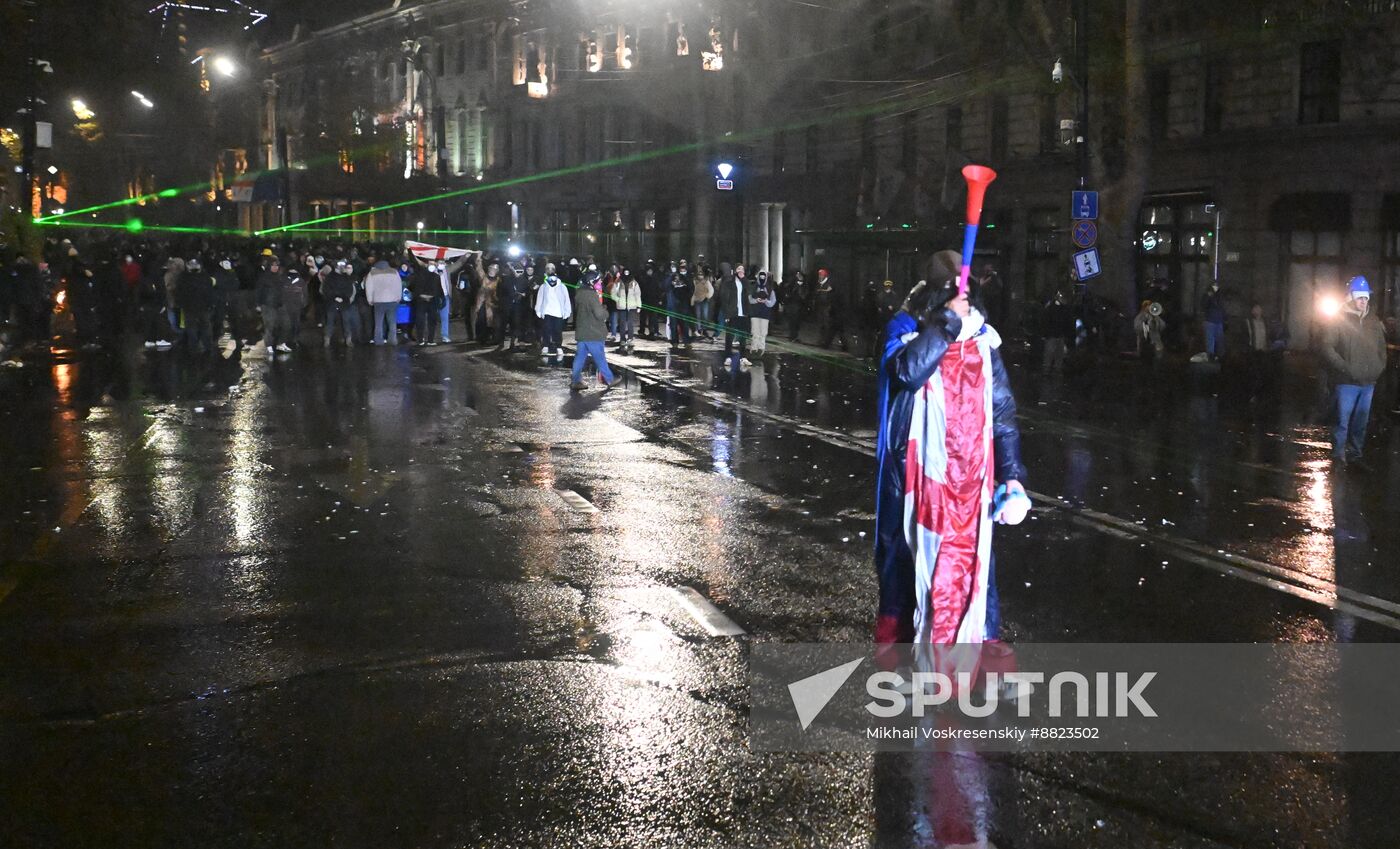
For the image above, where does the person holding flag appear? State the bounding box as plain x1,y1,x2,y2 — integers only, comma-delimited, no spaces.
874,248,1028,647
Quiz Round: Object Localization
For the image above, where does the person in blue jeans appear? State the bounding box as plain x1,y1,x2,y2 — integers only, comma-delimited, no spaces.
1201,281,1226,360
1321,276,1388,471
571,273,615,391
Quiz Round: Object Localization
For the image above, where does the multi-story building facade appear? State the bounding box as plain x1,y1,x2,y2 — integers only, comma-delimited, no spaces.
256,1,1400,344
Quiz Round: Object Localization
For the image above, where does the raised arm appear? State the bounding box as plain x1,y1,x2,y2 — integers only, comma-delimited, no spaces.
883,312,953,391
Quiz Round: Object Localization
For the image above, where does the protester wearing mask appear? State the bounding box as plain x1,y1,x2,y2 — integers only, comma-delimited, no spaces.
746,270,778,358
322,260,360,347
534,265,572,357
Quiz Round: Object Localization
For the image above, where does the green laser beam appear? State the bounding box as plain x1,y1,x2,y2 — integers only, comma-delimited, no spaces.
269,227,490,236
35,139,400,224
255,142,698,236
261,65,1013,238
34,219,251,237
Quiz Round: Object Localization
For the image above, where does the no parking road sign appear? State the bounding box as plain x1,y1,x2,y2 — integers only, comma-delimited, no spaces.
1071,219,1098,249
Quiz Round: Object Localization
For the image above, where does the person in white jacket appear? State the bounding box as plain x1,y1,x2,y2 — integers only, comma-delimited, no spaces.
364,260,405,345
610,268,644,347
534,267,572,356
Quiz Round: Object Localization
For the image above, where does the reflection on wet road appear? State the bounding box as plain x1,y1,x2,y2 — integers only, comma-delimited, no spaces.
0,331,1396,847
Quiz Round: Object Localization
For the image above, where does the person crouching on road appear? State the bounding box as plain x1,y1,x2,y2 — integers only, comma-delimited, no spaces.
571,271,616,391
874,250,1028,646
1322,276,1388,471
535,265,571,357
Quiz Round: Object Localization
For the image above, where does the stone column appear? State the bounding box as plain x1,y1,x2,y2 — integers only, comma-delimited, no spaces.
770,202,786,280
757,202,772,274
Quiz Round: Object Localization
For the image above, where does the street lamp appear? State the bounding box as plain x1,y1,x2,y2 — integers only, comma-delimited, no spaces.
131,90,155,109
70,98,94,120
716,162,734,180
213,55,238,78
416,221,425,237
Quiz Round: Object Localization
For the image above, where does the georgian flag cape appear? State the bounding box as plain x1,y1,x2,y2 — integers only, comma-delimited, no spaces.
903,311,1001,644
405,240,469,263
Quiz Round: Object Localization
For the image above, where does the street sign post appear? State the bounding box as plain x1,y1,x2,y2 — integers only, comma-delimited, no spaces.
1072,190,1098,220
1072,247,1102,281
1072,219,1098,249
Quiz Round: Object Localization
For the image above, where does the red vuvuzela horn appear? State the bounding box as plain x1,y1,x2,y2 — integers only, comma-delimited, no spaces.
958,165,997,296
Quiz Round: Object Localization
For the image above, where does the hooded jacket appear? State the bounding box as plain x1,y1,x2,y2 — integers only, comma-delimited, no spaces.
535,277,573,319
573,284,609,342
1322,303,1388,386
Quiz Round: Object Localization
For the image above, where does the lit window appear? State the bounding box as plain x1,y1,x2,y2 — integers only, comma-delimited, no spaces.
702,24,724,71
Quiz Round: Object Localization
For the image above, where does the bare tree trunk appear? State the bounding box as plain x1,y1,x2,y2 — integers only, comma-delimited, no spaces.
1094,0,1151,312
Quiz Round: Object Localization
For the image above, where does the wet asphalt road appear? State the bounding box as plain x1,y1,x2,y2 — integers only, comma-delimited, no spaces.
1,322,1398,849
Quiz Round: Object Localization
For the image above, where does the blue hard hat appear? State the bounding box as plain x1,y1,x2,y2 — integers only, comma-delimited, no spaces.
1348,276,1372,297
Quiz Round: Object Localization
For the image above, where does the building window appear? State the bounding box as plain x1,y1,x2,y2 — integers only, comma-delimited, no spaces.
1298,41,1341,125
945,105,963,153
1203,59,1224,134
436,44,445,77
805,124,821,172
859,116,874,165
1148,65,1170,140
702,22,724,71
990,95,1008,161
476,34,489,71
458,39,468,76
773,129,785,174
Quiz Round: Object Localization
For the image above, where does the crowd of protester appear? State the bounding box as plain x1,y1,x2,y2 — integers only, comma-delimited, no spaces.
0,236,890,370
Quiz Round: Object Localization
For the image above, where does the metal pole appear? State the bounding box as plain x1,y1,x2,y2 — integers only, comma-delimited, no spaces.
1076,0,1089,189
21,0,38,219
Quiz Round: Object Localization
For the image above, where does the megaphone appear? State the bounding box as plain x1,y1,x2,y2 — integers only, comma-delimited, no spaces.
958,165,998,296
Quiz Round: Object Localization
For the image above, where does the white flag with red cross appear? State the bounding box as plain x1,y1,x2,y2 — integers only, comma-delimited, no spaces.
405,240,470,263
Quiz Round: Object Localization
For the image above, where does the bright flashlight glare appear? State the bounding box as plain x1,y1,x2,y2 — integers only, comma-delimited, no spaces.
507,244,523,258
71,99,94,120
1318,295,1341,319
213,56,237,78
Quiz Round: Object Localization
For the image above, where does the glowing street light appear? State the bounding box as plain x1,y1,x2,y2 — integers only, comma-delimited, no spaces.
131,91,155,109
213,56,238,78
716,162,734,180
1317,294,1342,319
70,99,95,120
507,244,523,258
416,221,425,236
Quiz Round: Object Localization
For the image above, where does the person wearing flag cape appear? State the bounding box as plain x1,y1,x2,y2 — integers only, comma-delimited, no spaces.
874,250,1028,647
